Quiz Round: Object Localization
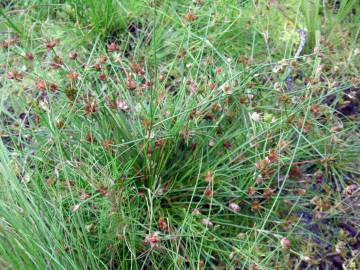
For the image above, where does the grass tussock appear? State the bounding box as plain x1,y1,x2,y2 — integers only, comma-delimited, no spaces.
0,0,360,269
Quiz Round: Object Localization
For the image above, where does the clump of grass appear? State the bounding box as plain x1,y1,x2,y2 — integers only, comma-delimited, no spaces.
66,0,147,38
0,1,359,269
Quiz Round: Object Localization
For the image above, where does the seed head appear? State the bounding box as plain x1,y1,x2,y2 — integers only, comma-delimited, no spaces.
126,78,137,90
107,42,119,52
98,73,106,81
68,51,78,60
7,70,23,81
229,202,240,212
25,52,34,61
35,80,46,91
144,232,161,248
204,187,213,199
84,101,96,115
116,99,130,112
49,83,58,92
201,218,213,228
280,237,291,250
184,11,197,23
251,200,260,212
45,39,59,50
158,217,169,232
67,71,79,81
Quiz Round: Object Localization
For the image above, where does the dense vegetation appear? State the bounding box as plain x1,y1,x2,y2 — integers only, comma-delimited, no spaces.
0,0,359,269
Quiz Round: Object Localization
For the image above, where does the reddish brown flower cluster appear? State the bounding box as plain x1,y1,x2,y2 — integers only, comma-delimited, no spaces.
204,171,213,183
1,38,17,48
262,188,275,199
351,76,360,85
45,39,59,50
25,52,34,61
50,56,63,69
280,237,291,250
251,200,260,212
68,51,78,60
35,80,46,91
130,61,145,75
140,80,153,90
98,73,106,81
85,132,93,143
184,11,197,23
209,82,217,91
79,190,91,201
107,42,119,52
98,55,107,64
289,166,302,180
158,217,169,232
96,185,109,197
101,139,114,150
126,77,137,90
7,70,23,81
297,117,312,133
155,139,165,149
204,187,213,199
67,71,79,81
266,148,277,163
255,149,278,171
238,55,250,65
116,98,130,112
223,141,232,149
144,232,161,248
84,100,97,115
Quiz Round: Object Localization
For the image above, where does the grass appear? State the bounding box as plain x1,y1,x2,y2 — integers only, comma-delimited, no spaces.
0,0,360,269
